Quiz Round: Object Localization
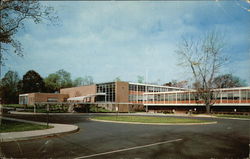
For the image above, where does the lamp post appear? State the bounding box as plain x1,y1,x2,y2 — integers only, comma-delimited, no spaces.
0,98,2,126
46,104,49,128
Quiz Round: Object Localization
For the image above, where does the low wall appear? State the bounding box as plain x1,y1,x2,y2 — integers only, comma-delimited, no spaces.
147,105,250,114
97,103,145,113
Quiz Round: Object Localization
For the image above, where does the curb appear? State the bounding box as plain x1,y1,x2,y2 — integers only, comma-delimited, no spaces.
9,111,77,115
210,116,250,121
90,119,217,126
0,117,79,142
9,111,250,120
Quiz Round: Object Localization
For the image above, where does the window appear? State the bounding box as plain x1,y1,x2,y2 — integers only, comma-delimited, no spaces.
47,98,58,102
96,82,116,102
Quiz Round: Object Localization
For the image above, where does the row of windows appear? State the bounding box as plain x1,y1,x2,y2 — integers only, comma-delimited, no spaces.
129,94,144,101
145,90,250,102
129,84,182,92
129,85,146,92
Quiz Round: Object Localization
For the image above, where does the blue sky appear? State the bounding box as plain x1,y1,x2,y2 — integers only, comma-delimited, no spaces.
4,1,250,85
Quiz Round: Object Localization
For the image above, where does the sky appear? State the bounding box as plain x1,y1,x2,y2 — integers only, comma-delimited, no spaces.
3,1,250,85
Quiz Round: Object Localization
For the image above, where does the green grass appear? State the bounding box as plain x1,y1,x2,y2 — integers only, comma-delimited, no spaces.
215,114,250,119
92,116,210,123
0,120,53,133
90,107,115,113
2,104,35,109
24,109,67,113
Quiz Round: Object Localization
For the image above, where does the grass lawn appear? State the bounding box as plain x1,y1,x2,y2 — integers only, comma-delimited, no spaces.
92,116,211,123
0,120,53,133
24,109,67,113
214,114,250,119
90,107,115,113
3,104,33,108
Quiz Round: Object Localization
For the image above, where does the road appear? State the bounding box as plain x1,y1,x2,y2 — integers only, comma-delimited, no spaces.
0,113,249,158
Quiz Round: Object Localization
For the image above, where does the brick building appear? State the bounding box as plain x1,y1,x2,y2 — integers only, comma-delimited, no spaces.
19,81,250,113
19,81,185,112
19,93,69,105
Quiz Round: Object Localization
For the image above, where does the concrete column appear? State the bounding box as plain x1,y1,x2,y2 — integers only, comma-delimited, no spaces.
220,90,222,104
137,85,139,103
189,92,191,104
239,89,241,103
176,92,177,104
153,94,154,103
164,93,166,104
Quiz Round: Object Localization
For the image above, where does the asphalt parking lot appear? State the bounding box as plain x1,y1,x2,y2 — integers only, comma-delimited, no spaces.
1,114,249,159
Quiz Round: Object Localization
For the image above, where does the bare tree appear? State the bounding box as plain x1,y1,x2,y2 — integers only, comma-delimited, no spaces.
0,0,58,77
163,80,188,88
176,31,227,113
213,74,247,88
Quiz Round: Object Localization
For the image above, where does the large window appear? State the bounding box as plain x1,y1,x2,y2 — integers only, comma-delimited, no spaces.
19,95,28,104
96,82,115,102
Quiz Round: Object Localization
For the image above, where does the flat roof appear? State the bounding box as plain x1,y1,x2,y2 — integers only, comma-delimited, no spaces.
19,92,68,96
128,82,190,90
144,86,250,95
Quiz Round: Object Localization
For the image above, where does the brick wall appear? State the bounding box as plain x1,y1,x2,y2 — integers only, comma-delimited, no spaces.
60,85,96,102
26,93,69,105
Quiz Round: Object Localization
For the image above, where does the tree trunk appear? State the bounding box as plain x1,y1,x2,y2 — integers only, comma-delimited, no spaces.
205,104,211,114
0,104,2,126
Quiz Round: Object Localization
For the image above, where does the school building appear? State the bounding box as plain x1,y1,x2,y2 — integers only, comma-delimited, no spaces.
19,81,250,113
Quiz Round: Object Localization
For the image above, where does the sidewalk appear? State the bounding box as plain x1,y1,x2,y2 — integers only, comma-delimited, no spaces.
9,111,78,115
0,117,79,142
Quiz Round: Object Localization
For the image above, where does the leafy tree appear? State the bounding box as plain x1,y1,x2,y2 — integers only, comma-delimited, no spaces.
84,76,94,85
73,76,94,86
114,76,121,82
44,69,73,92
0,71,20,104
176,31,227,113
55,69,73,88
213,74,247,88
73,77,84,87
44,73,60,92
21,70,45,93
137,75,144,83
0,0,58,56
0,1,58,77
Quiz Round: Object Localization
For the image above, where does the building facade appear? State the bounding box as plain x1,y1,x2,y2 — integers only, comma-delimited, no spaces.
19,81,250,113
19,93,69,105
143,87,250,113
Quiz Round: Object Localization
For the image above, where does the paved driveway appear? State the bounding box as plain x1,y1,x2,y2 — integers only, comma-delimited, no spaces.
1,114,249,158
